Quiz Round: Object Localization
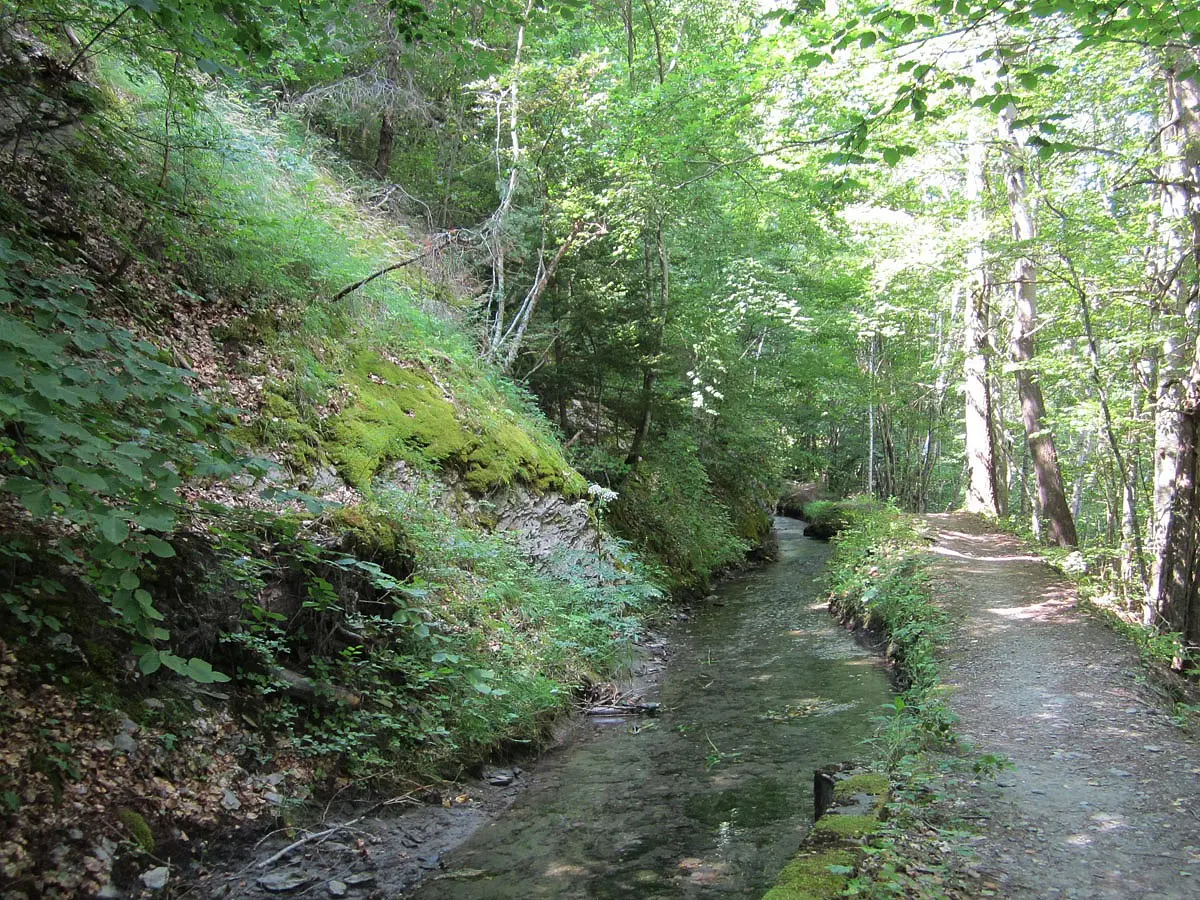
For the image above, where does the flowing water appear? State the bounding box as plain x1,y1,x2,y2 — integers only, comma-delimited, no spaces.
411,518,892,899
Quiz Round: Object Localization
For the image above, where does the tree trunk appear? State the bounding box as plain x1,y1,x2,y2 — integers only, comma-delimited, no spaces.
625,221,668,468
1146,53,1200,646
373,109,394,179
999,103,1077,547
963,114,1002,516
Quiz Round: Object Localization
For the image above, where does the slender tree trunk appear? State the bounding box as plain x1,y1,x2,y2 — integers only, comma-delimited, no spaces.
964,114,1002,515
1146,53,1200,648
999,104,1077,547
374,109,394,179
626,220,667,468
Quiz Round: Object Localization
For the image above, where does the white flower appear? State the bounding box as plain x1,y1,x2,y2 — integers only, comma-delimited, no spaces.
587,483,618,504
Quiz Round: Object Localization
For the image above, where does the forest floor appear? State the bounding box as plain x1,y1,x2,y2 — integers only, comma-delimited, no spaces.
925,513,1200,899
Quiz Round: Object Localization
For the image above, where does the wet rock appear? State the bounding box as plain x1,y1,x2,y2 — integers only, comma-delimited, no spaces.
257,870,314,893
343,872,377,886
327,880,347,897
484,769,515,786
221,789,241,810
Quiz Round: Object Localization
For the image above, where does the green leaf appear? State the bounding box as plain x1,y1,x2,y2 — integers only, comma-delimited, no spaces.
882,147,901,167
185,657,231,683
144,536,176,558
135,508,176,531
139,648,162,675
99,513,130,545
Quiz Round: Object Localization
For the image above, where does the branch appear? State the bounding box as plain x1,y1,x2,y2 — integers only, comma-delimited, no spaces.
332,233,454,302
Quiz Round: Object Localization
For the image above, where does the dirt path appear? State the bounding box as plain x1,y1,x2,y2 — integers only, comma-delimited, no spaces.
926,513,1200,899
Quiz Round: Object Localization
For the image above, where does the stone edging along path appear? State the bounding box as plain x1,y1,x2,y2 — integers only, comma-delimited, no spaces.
927,513,1200,899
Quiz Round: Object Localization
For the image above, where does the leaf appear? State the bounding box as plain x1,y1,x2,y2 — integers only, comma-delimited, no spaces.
185,657,231,683
139,648,162,675
882,147,901,167
99,513,130,545
144,536,176,558
196,57,221,76
135,508,176,531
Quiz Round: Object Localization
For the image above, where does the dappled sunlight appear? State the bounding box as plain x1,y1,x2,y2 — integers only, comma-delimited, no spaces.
930,543,1043,564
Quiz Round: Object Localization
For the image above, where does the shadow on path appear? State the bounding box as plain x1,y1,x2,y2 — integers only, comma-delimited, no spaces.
927,513,1200,900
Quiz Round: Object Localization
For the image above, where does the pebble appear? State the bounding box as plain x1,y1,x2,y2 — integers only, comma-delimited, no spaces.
327,880,347,897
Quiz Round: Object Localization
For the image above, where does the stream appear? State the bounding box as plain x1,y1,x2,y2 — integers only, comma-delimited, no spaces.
410,518,893,899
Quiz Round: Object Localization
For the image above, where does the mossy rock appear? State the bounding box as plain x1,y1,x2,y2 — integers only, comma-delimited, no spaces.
811,813,880,839
833,773,889,804
324,505,412,576
250,390,324,474
329,350,584,497
762,848,855,900
117,808,154,852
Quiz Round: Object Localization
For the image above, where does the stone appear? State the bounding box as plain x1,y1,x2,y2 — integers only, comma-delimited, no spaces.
141,867,170,891
327,880,347,897
343,872,377,886
112,732,137,754
221,789,241,810
257,870,314,893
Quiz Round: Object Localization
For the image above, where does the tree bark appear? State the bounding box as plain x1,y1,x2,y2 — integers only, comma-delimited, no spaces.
374,109,394,179
963,112,1003,516
1146,53,1200,648
999,104,1077,547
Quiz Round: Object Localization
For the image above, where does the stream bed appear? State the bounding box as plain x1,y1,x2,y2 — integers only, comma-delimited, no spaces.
410,518,893,899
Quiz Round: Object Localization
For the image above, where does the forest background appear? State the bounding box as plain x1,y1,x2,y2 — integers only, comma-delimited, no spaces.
2,0,1200,895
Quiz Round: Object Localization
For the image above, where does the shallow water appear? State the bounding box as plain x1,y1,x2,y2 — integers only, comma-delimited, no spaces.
411,518,892,899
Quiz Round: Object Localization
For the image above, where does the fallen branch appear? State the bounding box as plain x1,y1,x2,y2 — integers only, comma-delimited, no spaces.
332,232,454,302
584,702,661,717
258,826,344,869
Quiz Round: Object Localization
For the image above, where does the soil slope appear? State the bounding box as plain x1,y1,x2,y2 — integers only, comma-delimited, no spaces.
927,513,1200,899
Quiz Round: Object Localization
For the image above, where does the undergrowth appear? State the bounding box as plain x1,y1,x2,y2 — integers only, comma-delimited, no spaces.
0,52,663,898
825,505,986,898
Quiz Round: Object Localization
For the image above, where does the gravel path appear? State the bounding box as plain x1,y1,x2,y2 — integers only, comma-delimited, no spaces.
926,513,1200,899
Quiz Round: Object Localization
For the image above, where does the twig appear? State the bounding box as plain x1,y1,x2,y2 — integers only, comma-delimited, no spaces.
258,826,344,869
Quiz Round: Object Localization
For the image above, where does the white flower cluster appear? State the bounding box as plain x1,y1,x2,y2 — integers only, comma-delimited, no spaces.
587,483,619,505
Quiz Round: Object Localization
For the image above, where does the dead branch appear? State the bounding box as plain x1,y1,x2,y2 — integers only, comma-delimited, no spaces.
332,232,454,302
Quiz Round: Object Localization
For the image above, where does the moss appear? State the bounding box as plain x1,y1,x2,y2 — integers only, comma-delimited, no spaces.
833,773,889,802
762,848,855,900
811,813,881,839
248,390,324,474
117,808,154,852
324,505,412,576
329,350,584,496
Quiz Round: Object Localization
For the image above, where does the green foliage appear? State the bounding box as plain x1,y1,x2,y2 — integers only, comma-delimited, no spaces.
608,434,748,592
826,506,953,765
762,849,857,900
0,238,249,673
330,349,584,496
220,489,658,776
116,808,154,852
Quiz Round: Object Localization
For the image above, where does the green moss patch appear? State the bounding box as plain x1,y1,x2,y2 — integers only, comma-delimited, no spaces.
328,350,583,497
762,848,855,900
811,812,881,839
117,808,154,852
833,773,889,803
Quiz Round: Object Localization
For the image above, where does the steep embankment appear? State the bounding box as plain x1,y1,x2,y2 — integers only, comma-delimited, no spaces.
0,55,659,898
927,514,1200,899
